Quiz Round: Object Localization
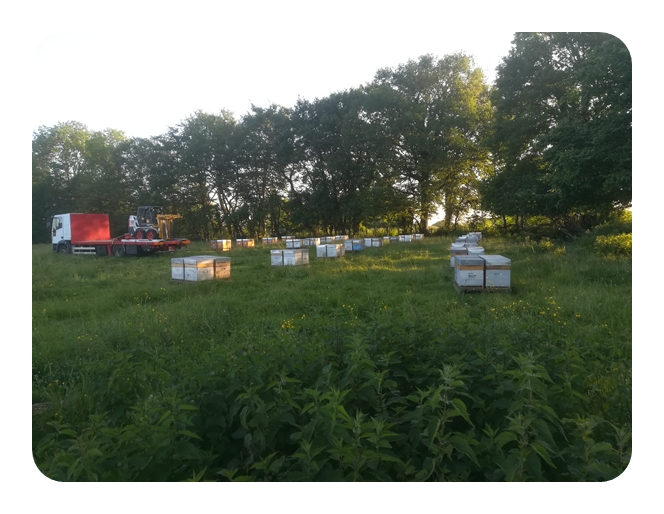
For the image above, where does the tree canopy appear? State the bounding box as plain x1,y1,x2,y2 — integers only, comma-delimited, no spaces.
32,34,631,242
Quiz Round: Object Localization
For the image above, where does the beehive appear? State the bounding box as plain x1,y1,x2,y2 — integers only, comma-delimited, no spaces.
304,237,320,246
371,238,383,247
236,239,255,248
454,255,485,291
467,246,485,256
383,236,391,245
450,246,468,268
262,237,279,244
321,236,334,243
179,255,231,281
481,255,511,290
390,236,400,243
399,234,412,243
364,238,373,248
335,235,349,241
210,239,232,251
316,243,345,258
171,257,185,280
271,249,309,266
286,238,304,249
344,239,365,252
413,234,423,240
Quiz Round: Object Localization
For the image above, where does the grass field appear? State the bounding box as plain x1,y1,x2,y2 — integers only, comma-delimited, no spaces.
32,235,632,481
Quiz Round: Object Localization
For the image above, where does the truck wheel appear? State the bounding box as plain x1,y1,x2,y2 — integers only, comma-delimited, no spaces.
135,229,145,239
57,244,69,254
113,244,125,257
146,229,158,240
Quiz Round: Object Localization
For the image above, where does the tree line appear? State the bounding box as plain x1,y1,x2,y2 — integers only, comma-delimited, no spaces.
32,33,631,243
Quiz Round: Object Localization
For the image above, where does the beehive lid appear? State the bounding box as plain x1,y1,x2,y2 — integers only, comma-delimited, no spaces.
455,255,485,266
481,254,511,266
171,257,185,264
184,255,215,264
467,246,485,254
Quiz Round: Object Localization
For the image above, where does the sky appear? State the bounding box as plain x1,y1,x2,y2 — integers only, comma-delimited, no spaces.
7,0,660,510
29,7,520,139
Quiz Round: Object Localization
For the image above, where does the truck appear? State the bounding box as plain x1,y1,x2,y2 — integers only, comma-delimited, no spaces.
51,213,190,257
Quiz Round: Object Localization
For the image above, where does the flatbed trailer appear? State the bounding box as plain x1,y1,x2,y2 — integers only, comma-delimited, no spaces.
51,213,190,256
66,235,191,257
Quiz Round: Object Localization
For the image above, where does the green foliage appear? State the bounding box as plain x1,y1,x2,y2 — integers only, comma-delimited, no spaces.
33,238,631,481
484,32,631,225
595,234,631,256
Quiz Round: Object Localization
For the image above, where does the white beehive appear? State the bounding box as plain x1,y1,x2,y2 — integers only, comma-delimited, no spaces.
399,234,412,243
272,249,309,266
481,255,511,289
321,236,334,243
171,257,185,280
183,256,215,281
413,234,423,240
364,238,373,248
236,238,255,248
389,236,399,244
450,246,468,268
317,243,345,258
467,246,485,256
335,235,349,241
262,237,279,244
286,238,304,249
304,237,320,246
469,231,482,241
343,239,364,252
371,238,383,247
454,255,485,290
271,249,285,266
285,249,309,266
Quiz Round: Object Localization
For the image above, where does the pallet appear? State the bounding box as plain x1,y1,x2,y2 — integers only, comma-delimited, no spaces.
453,283,511,294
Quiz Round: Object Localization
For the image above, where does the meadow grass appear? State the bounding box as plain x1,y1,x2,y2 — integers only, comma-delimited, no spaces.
32,236,631,481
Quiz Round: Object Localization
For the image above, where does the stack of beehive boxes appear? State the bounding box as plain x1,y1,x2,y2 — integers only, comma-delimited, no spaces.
344,239,365,252
271,249,310,266
210,239,232,251
171,255,231,282
316,243,345,258
262,237,279,244
450,232,511,292
286,238,304,249
236,238,255,248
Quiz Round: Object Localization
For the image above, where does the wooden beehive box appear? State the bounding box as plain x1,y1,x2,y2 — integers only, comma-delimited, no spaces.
271,249,309,266
399,234,412,243
316,243,345,258
286,238,304,249
454,255,485,291
344,239,365,252
335,235,349,241
449,245,468,268
371,237,383,248
236,238,255,248
304,237,320,246
481,255,511,290
171,257,185,281
262,237,279,244
210,239,232,251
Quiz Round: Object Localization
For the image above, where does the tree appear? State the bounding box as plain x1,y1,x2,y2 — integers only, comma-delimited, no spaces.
485,32,631,230
368,53,493,232
291,88,387,235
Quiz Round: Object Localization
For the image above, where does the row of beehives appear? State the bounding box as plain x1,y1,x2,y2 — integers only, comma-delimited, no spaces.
209,234,424,251
449,232,511,291
177,234,426,280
